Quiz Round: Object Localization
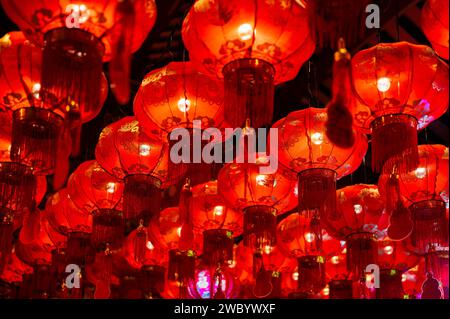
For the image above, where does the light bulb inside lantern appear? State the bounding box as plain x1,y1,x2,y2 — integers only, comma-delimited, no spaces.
256,174,267,186
292,271,299,281
353,204,363,215
414,167,426,179
32,83,41,99
238,23,254,41
377,77,391,93
383,245,394,255
304,232,315,243
139,144,151,156
106,182,116,194
322,286,330,296
177,98,191,113
146,241,154,250
263,245,272,255
213,205,224,216
311,132,324,145
177,227,182,237
331,255,340,265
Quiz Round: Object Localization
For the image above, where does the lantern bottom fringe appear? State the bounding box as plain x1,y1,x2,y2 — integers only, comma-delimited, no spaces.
329,279,354,299
243,205,277,250
377,269,404,299
92,209,124,251
346,232,378,279
371,113,419,174
297,255,326,294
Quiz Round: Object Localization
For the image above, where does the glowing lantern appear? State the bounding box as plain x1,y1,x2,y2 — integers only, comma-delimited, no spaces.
218,155,297,251
273,107,367,218
1,0,156,108
421,0,449,60
425,246,449,299
182,0,315,128
188,263,239,299
96,116,178,229
377,239,421,299
321,184,389,280
0,251,33,297
134,62,226,185
379,145,449,255
67,160,124,251
350,42,449,173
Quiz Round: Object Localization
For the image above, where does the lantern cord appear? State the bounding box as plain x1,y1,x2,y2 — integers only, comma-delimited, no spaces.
247,0,258,57
16,43,34,107
395,0,400,42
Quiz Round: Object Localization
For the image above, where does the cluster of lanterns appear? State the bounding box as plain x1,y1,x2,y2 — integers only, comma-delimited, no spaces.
0,0,448,299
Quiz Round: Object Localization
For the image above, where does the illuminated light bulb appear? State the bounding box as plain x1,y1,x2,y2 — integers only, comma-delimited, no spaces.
139,144,151,156
331,255,340,265
32,83,41,99
342,248,347,254
256,174,267,186
322,286,330,296
383,245,394,255
292,272,299,281
414,167,427,179
213,205,224,216
146,241,154,250
377,77,391,92
238,23,253,41
304,232,315,243
311,132,324,145
106,182,116,194
263,245,272,255
402,274,407,282
177,98,191,113
177,227,182,237
353,204,363,215
228,260,236,269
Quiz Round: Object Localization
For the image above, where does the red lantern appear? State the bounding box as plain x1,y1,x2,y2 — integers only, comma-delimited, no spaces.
0,251,33,293
218,155,297,251
96,116,179,229
379,145,449,255
1,0,156,108
376,239,421,299
273,107,367,218
134,62,227,185
425,246,449,299
182,0,315,128
350,42,449,173
421,0,449,60
321,184,389,280
67,160,124,251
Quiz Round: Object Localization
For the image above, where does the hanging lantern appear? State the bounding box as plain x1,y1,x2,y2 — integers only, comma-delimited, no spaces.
421,0,449,60
218,154,297,252
134,62,226,185
96,116,179,230
67,160,124,252
1,0,156,108
182,0,315,128
425,246,449,299
376,238,421,299
321,184,388,281
325,242,355,299
0,251,33,297
350,42,449,173
273,107,367,218
379,145,449,255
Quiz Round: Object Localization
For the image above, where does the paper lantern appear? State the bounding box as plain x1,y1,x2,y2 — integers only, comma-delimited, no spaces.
425,246,449,299
379,145,449,255
67,160,124,251
1,0,156,107
321,184,389,279
218,154,297,251
182,0,315,128
96,116,178,229
350,42,449,172
134,62,227,185
273,107,367,218
421,0,449,60
376,239,421,299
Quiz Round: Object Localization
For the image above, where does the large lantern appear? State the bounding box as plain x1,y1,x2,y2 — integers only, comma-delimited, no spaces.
321,184,388,281
379,145,449,255
182,0,315,128
134,62,226,185
96,116,179,230
376,239,421,299
421,0,449,60
274,107,367,218
67,160,124,252
1,0,156,108
350,42,449,173
218,155,297,252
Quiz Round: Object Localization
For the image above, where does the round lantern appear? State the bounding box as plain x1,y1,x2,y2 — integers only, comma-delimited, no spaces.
274,107,368,218
421,0,449,60
376,238,421,299
379,145,449,255
134,61,226,185
218,154,297,251
182,0,315,128
96,116,178,230
350,42,449,173
425,246,449,299
1,0,156,108
67,160,124,251
321,184,389,280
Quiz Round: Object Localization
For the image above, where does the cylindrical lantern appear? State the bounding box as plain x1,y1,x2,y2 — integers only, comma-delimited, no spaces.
350,42,449,173
182,0,315,128
274,107,367,218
